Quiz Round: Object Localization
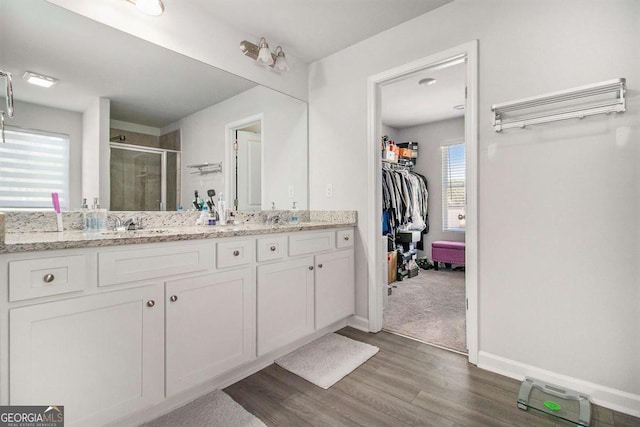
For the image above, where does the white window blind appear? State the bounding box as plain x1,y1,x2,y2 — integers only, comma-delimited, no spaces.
441,142,466,232
0,128,70,210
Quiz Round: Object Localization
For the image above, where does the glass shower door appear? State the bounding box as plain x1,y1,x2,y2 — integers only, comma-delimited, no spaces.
110,146,162,211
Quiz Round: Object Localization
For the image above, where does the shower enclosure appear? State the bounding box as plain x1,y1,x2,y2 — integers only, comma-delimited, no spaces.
110,144,180,211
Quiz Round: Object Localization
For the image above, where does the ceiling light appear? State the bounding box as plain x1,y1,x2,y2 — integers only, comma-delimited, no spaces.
127,0,164,16
418,78,436,86
22,71,58,88
240,38,289,72
453,104,465,110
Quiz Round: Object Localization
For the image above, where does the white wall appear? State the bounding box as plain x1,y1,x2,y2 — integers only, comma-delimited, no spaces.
82,98,110,208
4,100,83,209
309,0,640,414
396,117,465,258
166,85,308,211
47,0,308,101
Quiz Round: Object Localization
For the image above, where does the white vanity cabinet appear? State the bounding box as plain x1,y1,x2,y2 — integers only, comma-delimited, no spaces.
315,248,355,329
9,284,164,426
0,225,355,426
165,268,255,396
257,257,315,355
256,229,355,355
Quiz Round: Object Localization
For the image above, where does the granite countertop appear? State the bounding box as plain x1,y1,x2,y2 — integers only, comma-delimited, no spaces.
0,220,356,254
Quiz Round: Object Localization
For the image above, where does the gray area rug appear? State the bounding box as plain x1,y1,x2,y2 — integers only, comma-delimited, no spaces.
142,390,265,427
275,333,379,389
384,269,466,353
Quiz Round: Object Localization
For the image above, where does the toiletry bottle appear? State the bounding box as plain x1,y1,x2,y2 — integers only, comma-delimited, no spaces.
218,193,227,225
290,201,299,224
94,197,107,232
81,198,90,233
197,205,209,225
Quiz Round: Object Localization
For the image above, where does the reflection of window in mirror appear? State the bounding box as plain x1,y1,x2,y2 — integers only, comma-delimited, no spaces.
231,120,262,211
0,127,70,210
109,126,181,211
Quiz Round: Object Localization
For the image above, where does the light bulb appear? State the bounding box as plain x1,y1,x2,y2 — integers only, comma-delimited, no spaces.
273,47,289,72
135,0,164,16
257,38,274,66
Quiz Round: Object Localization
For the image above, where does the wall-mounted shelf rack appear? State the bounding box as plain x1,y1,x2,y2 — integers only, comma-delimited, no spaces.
491,78,626,132
187,162,222,175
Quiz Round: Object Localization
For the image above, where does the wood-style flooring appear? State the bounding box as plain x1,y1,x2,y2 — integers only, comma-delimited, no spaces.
224,327,640,427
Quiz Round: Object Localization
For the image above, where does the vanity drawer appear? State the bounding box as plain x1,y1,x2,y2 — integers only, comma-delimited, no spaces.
336,229,354,248
98,243,214,286
9,255,87,302
289,231,335,256
217,240,252,269
256,236,287,262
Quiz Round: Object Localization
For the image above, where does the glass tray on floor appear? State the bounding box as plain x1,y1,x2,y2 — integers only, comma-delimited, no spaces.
517,377,591,426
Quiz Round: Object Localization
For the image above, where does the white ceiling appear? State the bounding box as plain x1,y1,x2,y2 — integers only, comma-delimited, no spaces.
188,0,453,63
381,61,466,129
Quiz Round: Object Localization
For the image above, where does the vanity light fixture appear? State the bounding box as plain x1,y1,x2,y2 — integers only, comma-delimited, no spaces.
240,38,289,72
126,0,164,16
22,71,58,88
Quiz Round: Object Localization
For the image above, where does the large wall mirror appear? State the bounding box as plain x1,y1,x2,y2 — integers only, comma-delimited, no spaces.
0,0,308,211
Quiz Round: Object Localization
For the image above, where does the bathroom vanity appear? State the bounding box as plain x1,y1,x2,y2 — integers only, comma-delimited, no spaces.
0,218,355,426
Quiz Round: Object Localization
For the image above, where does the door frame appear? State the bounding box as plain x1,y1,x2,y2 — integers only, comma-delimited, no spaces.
365,40,479,364
224,113,264,210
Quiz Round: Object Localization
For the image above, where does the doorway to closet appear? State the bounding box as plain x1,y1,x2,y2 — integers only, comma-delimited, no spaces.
366,41,478,363
380,59,467,354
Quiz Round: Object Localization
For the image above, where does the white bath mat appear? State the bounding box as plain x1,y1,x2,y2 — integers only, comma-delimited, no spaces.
275,333,379,389
143,390,265,427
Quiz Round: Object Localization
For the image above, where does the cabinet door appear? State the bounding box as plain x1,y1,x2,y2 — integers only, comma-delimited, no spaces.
9,285,164,427
257,257,314,356
165,269,255,396
315,249,355,329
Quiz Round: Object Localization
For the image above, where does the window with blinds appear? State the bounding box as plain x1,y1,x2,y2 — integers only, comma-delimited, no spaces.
0,128,70,210
441,141,466,232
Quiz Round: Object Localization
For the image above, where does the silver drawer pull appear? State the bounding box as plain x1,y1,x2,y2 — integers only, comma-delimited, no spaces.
344,235,350,241
318,263,323,268
270,245,277,252
147,300,156,308
170,295,178,302
308,266,314,271
233,250,240,256
43,273,55,283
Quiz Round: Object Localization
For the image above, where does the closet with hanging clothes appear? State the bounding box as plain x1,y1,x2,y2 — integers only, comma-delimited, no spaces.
381,138,429,283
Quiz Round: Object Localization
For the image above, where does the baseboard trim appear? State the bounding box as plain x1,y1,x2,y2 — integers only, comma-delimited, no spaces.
478,351,640,418
347,315,369,332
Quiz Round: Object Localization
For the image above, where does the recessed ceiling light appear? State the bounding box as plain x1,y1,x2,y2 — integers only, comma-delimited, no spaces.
22,71,58,88
418,78,436,86
453,104,465,110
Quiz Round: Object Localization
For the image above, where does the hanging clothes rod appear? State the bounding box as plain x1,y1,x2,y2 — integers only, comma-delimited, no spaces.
491,78,626,132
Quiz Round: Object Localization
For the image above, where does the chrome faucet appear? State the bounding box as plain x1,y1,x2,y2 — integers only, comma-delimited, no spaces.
107,215,123,230
124,216,143,230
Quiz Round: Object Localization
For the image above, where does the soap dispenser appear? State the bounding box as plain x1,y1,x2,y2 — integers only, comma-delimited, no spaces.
290,201,299,224
217,193,227,225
